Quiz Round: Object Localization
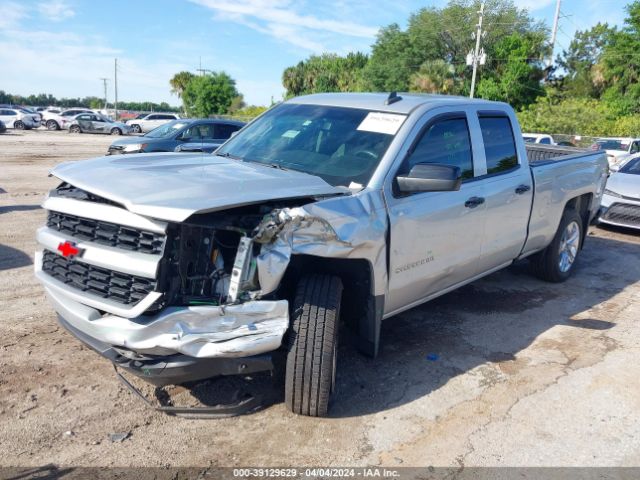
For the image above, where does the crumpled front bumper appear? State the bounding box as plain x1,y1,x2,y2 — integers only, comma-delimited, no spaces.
43,283,289,359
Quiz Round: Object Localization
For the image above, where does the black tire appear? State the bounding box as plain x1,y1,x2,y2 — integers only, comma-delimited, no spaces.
131,124,141,134
529,208,583,283
46,120,59,131
285,274,343,417
14,120,25,130
69,125,81,134
110,127,122,135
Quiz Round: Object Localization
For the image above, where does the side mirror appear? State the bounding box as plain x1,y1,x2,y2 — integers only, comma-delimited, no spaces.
396,163,462,193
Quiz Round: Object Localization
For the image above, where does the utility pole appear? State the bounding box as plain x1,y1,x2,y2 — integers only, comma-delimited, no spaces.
114,58,119,120
467,2,486,99
547,0,562,67
100,78,108,110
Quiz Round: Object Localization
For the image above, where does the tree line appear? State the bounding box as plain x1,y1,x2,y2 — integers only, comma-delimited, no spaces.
281,0,640,137
0,90,180,113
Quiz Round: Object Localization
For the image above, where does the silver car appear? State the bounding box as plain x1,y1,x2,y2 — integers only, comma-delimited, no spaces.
68,113,132,135
598,156,640,230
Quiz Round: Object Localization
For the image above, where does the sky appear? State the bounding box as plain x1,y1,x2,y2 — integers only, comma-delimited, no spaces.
0,0,628,107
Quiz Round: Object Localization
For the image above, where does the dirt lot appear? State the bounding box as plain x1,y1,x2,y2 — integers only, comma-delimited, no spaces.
1,129,640,469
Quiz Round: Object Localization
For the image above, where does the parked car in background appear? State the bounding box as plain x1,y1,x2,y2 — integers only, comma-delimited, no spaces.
43,108,94,130
174,140,229,153
598,156,640,230
125,113,180,133
68,113,132,136
108,119,245,154
0,120,6,134
523,133,555,145
590,137,640,168
0,108,41,129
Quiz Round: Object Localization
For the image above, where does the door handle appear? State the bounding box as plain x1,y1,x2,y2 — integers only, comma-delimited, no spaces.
464,196,485,209
515,184,531,194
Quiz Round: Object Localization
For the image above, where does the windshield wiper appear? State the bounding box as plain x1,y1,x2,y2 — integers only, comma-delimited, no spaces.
216,152,243,161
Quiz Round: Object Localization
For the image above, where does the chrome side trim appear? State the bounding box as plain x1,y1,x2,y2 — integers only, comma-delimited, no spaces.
43,196,168,234
36,227,160,279
35,250,162,318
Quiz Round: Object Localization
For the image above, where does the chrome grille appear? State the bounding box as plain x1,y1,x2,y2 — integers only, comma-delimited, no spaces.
47,211,165,254
42,250,156,305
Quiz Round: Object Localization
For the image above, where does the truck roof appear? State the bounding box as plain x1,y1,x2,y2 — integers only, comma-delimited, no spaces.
286,92,505,115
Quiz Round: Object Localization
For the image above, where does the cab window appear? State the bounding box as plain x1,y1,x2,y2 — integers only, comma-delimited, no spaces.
403,116,474,180
478,115,518,175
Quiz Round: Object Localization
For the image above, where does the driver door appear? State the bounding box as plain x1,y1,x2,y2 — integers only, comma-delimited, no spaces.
384,110,487,315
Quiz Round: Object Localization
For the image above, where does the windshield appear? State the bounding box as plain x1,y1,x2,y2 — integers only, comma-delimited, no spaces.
523,136,536,143
144,120,189,138
216,103,401,187
619,158,640,175
135,113,148,119
595,140,629,152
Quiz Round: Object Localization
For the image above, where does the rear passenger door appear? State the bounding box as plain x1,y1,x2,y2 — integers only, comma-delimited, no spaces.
75,114,93,132
474,112,533,273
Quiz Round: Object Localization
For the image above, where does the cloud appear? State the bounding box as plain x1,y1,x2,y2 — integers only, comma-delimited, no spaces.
189,0,378,52
0,2,29,28
37,0,75,21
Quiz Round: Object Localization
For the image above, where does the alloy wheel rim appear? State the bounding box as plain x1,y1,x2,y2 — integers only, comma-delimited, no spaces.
558,220,580,273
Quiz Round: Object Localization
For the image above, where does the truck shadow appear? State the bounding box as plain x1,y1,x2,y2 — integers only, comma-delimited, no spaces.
161,232,638,417
330,232,638,418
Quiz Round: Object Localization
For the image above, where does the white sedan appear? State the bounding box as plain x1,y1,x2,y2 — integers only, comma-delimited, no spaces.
0,108,41,129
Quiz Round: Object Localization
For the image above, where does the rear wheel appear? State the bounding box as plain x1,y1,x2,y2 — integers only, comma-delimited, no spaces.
14,120,25,130
285,274,342,417
46,120,59,131
69,125,81,134
110,127,122,135
529,208,583,283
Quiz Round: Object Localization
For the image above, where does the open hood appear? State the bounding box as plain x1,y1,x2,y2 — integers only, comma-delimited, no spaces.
51,153,347,222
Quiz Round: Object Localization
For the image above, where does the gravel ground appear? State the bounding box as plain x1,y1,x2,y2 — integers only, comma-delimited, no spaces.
1,129,640,469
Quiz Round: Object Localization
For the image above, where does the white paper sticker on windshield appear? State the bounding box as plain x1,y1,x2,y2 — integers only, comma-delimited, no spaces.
282,129,300,138
357,112,406,135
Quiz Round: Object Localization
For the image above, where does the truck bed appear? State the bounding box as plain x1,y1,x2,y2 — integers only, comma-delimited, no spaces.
526,144,591,164
521,144,608,257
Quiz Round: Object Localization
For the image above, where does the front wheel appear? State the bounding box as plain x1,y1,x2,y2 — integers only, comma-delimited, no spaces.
110,127,122,135
69,125,81,134
46,120,59,130
285,274,343,417
14,120,25,130
131,124,141,134
529,208,583,283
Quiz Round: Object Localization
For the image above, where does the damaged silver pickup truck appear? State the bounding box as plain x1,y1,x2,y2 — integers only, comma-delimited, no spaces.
35,93,608,417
